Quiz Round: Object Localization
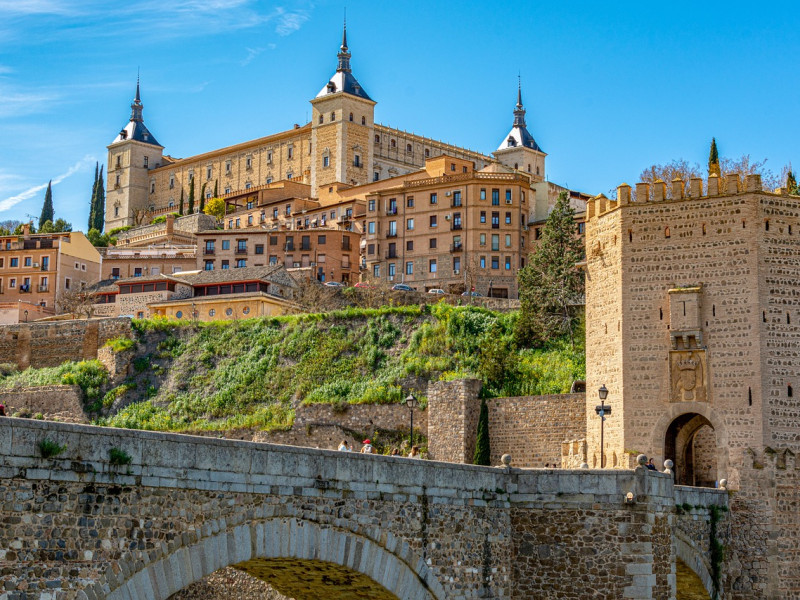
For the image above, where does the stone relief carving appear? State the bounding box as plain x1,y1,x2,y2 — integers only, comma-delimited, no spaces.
669,350,707,403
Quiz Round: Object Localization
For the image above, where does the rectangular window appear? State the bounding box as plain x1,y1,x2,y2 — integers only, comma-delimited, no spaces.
24,257,31,267
236,259,246,268
430,193,437,204
353,154,361,167
453,257,461,272
406,240,413,251
225,160,231,173
430,215,437,228
505,212,512,224
480,188,486,200
221,260,229,269
10,258,18,267
9,278,15,288
505,256,512,270
273,208,279,219
407,218,414,230
492,189,500,205
269,236,277,246
492,212,500,228
269,256,278,265
388,221,397,237
453,212,462,229
286,205,292,216
506,189,512,203
373,264,380,277
577,222,586,234
374,172,380,182
246,156,252,169
318,235,326,245
479,256,486,269
388,263,396,277
368,199,376,211
204,261,214,271
406,262,413,275
452,190,462,207
407,196,414,208
169,175,175,189
430,238,437,249
480,233,486,246
492,256,499,269
255,244,264,254
492,234,500,251
429,259,437,273
367,244,375,255
207,166,212,180
505,234,512,247
222,240,230,250
235,218,241,228
323,155,330,168
480,211,486,224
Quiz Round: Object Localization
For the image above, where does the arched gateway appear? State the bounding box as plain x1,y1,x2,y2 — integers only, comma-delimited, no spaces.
104,519,440,600
664,412,718,487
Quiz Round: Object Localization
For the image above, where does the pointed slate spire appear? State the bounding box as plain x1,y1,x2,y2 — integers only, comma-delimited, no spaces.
337,17,351,73
513,75,527,128
496,76,542,153
130,73,143,123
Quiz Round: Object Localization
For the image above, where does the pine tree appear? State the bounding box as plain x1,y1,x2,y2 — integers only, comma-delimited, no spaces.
473,400,491,466
88,162,99,232
515,191,584,347
94,166,105,232
188,178,195,214
179,188,185,216
39,181,54,229
708,138,720,177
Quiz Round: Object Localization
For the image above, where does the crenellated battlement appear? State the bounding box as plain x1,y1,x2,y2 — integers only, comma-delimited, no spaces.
588,173,767,220
747,446,799,471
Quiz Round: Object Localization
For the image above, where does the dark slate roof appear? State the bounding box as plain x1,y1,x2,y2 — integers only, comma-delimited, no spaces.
166,265,296,288
316,70,372,101
111,119,161,147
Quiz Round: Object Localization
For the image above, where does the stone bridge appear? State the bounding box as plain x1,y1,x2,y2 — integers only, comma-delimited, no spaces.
0,419,729,600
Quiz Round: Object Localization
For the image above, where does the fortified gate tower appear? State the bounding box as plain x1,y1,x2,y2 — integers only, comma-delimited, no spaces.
584,173,800,598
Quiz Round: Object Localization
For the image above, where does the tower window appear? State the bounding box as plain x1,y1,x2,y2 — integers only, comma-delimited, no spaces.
748,387,752,406
319,115,324,124
362,116,366,125
664,226,670,238
116,156,121,168
349,112,354,121
353,155,361,168
406,144,412,153
789,385,794,397
143,156,149,167
765,220,770,231
425,148,430,158
330,112,336,121
391,139,396,148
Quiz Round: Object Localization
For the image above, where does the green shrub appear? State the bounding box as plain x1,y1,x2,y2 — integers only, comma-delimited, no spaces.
0,363,18,377
102,382,137,408
108,447,132,466
104,336,135,353
38,438,66,458
133,356,150,373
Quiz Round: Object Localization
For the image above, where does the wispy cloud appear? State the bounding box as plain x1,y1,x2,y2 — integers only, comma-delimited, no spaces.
0,156,94,213
0,65,13,75
0,0,79,16
0,87,59,118
274,8,309,36
241,47,264,66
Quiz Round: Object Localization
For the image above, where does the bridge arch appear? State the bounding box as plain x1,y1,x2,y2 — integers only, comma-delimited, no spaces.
675,534,714,599
100,518,444,600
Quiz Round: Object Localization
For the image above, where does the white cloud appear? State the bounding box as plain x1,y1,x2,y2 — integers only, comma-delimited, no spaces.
241,47,264,66
274,8,309,36
0,0,80,16
0,88,59,118
0,156,94,213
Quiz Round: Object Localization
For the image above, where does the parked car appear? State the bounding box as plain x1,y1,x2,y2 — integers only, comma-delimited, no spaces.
324,281,346,287
427,288,446,295
461,291,482,297
391,283,415,292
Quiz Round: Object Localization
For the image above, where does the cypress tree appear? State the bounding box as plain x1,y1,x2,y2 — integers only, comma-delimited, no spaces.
787,171,798,195
708,138,720,177
214,179,218,198
473,400,491,466
39,181,54,228
179,188,184,216
94,166,105,232
88,162,99,232
199,182,207,213
188,178,195,214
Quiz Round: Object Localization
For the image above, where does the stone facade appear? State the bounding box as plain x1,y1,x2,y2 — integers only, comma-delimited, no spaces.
0,317,131,369
0,385,86,423
0,418,726,599
294,401,427,437
427,379,483,463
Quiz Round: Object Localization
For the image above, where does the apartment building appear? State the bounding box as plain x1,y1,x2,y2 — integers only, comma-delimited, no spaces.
363,156,533,298
101,244,197,281
0,226,101,317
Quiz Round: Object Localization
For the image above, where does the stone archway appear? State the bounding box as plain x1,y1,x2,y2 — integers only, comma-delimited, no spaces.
100,518,443,600
650,403,728,488
665,413,717,487
675,535,714,600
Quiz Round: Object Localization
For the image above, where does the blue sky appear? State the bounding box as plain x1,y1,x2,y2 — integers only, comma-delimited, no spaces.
1,1,798,231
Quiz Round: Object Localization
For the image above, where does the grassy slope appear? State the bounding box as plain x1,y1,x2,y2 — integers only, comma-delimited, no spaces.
0,304,585,432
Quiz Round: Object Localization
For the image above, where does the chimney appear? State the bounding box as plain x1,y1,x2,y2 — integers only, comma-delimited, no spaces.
22,223,30,237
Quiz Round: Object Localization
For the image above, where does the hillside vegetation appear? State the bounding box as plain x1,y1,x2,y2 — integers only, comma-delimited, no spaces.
0,304,584,432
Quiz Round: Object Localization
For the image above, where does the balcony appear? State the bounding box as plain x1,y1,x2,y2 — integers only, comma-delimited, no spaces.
37,285,48,293
284,245,295,252
450,243,463,253
19,285,32,294
235,248,248,255
450,223,463,231
300,243,312,251
450,200,462,208
203,248,215,255
386,207,398,215
385,251,398,259
40,264,50,271
386,231,398,238
341,243,351,251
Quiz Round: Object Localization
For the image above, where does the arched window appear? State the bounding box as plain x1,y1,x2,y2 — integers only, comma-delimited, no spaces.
318,114,323,124
375,134,380,143
361,116,366,125
406,143,412,153
349,112,354,122
330,112,336,121
665,226,671,238
391,139,396,148
514,163,518,170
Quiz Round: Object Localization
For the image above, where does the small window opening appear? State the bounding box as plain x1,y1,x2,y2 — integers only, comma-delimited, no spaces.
789,385,794,398
748,387,752,406
743,219,746,228
787,313,791,324
765,220,770,231
628,229,633,242
659,308,663,320
763,311,767,323
702,223,706,235
712,305,716,317
664,226,670,238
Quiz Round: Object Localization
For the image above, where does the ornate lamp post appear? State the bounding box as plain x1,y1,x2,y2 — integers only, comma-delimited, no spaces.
595,385,611,468
405,393,418,448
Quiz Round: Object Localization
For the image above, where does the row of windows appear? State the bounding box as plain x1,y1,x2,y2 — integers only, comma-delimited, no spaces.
319,111,368,125
368,189,522,212
373,255,515,277
375,137,432,158
204,259,248,270
163,148,298,190
0,255,51,269
369,232,514,253
174,305,251,319
0,276,48,292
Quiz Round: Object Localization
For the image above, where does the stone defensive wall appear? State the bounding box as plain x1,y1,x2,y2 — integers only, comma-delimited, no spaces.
0,418,728,599
293,401,428,436
0,385,87,423
0,318,132,370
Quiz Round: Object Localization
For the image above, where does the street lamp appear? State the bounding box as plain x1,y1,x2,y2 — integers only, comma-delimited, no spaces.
595,384,611,468
405,393,418,449
23,310,28,323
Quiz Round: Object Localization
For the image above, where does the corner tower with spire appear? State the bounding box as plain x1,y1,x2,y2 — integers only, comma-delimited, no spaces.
494,78,546,182
310,19,376,197
105,77,164,230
